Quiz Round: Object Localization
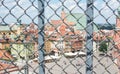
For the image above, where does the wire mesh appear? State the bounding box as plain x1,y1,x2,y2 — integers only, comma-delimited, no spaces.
0,0,120,74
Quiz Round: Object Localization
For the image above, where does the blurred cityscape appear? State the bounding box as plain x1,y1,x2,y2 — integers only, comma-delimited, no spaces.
0,7,120,74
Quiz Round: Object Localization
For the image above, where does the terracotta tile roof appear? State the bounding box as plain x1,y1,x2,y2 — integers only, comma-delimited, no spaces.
74,30,80,35
93,30,114,41
0,62,19,74
59,24,66,36
51,20,62,25
48,33,61,41
0,49,19,73
0,49,13,60
68,32,74,35
49,27,55,31
65,21,75,26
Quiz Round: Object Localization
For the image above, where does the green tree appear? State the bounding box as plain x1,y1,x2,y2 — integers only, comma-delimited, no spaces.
99,41,108,53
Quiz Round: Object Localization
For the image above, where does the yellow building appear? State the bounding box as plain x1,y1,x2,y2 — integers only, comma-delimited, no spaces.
44,40,51,54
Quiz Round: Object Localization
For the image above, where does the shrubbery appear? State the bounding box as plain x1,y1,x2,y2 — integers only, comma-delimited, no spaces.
99,41,108,53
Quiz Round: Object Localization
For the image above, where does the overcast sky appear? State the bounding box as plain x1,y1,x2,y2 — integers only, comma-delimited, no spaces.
0,0,120,24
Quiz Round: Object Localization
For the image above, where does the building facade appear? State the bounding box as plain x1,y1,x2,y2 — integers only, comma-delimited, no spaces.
44,9,85,54
0,23,38,61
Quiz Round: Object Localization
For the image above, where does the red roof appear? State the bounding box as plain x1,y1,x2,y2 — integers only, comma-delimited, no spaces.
0,49,13,60
51,20,62,25
0,62,19,73
93,30,114,41
0,50,20,73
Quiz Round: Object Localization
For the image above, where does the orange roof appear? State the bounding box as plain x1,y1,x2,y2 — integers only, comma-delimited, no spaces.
66,30,81,35
66,21,75,26
93,36,106,41
48,33,61,41
93,30,114,41
0,62,19,73
0,49,18,73
51,20,62,25
59,24,66,36
74,30,80,35
0,49,13,60
49,27,55,31
68,32,74,35
51,19,75,26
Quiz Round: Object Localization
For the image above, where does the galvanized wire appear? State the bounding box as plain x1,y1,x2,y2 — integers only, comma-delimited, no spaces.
0,0,120,74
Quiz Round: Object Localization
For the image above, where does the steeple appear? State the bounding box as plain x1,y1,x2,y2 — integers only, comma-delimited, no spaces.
61,8,66,21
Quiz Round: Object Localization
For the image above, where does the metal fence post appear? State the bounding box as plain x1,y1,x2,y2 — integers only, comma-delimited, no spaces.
86,0,94,74
24,62,29,74
38,0,45,74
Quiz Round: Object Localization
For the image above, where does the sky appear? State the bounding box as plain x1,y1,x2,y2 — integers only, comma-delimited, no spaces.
0,0,120,24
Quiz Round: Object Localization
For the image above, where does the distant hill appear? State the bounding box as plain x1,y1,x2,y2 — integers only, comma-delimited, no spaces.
96,23,115,30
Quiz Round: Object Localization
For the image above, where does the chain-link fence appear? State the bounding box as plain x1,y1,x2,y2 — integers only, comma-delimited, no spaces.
0,0,120,74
